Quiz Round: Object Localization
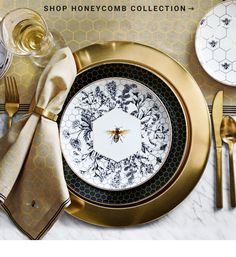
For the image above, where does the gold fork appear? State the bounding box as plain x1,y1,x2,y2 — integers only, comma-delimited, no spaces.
4,76,20,128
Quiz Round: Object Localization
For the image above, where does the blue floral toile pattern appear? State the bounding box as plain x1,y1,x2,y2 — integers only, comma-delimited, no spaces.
60,78,172,191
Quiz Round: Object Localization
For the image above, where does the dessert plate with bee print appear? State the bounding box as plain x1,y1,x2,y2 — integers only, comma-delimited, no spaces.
195,1,236,86
60,76,172,191
59,63,187,206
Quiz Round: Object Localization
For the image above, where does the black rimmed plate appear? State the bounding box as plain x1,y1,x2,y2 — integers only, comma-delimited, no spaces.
58,63,186,206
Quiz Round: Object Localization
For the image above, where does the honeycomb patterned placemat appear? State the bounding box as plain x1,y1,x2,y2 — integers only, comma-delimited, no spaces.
0,0,234,105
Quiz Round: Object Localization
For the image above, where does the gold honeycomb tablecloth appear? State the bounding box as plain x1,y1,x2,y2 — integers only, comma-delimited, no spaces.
0,0,234,105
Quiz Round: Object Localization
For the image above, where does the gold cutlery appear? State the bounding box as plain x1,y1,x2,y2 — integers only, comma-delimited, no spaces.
4,76,20,128
212,91,223,208
220,116,236,207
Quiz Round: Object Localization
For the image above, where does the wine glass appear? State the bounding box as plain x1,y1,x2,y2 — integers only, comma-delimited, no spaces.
0,8,64,68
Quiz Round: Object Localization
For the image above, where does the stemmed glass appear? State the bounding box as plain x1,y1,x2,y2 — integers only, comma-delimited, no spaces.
0,8,63,68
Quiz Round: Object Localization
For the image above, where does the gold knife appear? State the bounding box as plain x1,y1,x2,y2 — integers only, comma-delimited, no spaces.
212,91,223,209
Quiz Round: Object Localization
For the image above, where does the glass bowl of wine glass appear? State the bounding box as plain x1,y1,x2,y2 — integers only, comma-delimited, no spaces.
0,8,64,68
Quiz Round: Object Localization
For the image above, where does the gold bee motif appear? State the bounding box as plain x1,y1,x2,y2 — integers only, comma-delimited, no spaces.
106,127,129,143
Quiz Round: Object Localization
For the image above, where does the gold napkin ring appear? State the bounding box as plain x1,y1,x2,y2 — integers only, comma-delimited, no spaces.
33,106,58,121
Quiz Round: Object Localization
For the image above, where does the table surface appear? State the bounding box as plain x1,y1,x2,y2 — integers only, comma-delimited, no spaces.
1,0,236,240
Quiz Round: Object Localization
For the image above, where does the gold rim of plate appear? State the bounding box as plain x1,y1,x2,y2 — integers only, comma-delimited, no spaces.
65,41,211,227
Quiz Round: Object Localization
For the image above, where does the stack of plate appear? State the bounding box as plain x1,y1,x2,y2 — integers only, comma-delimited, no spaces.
0,15,12,78
58,42,210,226
0,40,12,79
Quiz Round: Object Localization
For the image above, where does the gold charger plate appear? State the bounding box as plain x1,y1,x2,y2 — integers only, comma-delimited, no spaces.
64,41,211,226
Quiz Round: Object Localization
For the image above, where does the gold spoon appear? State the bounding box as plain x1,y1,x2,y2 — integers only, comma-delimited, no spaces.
220,115,236,207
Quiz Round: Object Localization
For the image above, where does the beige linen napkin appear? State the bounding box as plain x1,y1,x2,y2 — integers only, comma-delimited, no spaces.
0,47,77,239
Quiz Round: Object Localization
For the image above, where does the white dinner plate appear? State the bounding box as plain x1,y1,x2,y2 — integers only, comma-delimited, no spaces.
195,1,236,86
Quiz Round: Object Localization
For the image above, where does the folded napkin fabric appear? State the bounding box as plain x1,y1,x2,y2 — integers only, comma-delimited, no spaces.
0,47,77,239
